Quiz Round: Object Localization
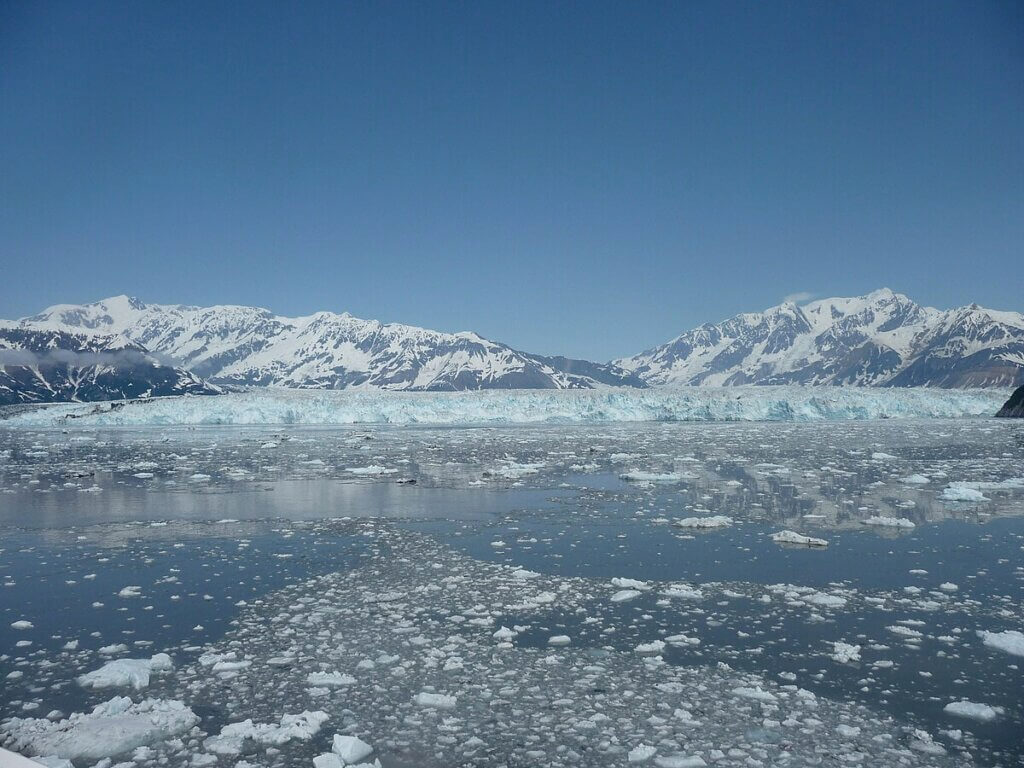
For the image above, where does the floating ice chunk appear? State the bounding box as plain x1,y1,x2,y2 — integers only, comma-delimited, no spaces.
204,711,329,755
611,589,642,603
862,516,915,529
212,659,252,673
939,484,989,502
635,640,666,655
492,626,517,641
198,651,237,666
611,577,650,590
307,672,356,688
653,757,706,768
117,586,142,598
831,642,861,664
770,530,828,547
938,582,958,592
10,621,33,630
665,634,700,647
943,701,1003,721
547,635,571,646
0,697,198,761
836,724,861,737
675,516,732,529
870,452,897,461
77,654,173,690
801,591,846,608
900,474,931,484
730,686,778,703
413,692,457,709
661,585,704,600
978,629,1024,657
492,461,546,479
887,625,923,639
908,729,946,755
627,744,657,762
332,734,374,763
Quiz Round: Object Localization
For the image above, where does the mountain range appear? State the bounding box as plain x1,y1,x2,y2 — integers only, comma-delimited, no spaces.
615,289,1024,388
2,289,1022,404
0,324,220,405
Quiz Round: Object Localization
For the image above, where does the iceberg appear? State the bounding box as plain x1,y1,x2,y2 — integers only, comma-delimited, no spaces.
0,386,1008,427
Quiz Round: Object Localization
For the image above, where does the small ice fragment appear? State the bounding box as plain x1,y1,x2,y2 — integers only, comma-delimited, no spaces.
414,692,456,709
939,484,989,502
831,642,861,664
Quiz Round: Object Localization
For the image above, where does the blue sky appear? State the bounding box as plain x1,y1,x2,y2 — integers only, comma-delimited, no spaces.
1,1,1021,360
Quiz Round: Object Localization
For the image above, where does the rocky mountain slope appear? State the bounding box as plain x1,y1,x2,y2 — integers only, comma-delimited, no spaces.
0,325,221,405
615,289,1024,388
996,385,1024,417
19,296,643,391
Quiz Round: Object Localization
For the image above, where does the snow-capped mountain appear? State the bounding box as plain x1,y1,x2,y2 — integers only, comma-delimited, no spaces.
18,296,644,391
615,289,1024,388
0,324,220,405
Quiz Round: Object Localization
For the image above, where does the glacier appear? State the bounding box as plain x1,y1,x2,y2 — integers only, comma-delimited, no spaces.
1,386,1009,427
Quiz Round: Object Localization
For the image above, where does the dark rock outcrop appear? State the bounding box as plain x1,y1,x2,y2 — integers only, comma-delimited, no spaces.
996,385,1024,417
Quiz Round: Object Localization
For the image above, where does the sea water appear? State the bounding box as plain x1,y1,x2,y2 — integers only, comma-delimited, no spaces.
0,419,1021,766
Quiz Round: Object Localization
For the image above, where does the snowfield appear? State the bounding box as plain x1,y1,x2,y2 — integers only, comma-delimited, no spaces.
1,386,1008,427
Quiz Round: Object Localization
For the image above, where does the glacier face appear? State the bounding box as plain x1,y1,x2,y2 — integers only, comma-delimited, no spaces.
2,386,1008,426
0,324,220,405
19,296,642,391
615,288,1024,388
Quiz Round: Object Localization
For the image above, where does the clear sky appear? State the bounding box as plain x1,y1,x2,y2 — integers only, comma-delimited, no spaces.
1,1,1021,360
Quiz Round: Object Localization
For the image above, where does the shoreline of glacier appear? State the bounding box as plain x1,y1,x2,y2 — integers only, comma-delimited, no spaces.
0,386,1011,427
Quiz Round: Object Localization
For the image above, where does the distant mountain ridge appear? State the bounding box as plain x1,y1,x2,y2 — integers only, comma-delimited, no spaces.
5,288,1022,404
19,296,643,391
0,324,220,405
615,289,1024,388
